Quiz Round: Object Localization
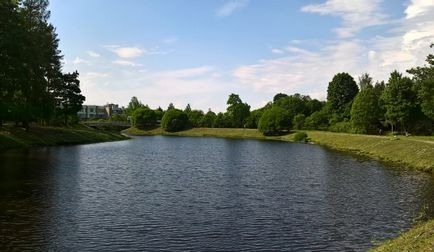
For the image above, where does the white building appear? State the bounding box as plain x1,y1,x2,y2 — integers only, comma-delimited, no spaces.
78,104,123,120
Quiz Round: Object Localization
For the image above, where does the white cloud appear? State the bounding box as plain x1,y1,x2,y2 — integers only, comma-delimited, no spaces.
233,0,434,100
76,64,233,112
103,45,143,58
152,66,215,79
301,0,387,38
405,0,434,19
271,48,285,54
73,0,434,112
216,0,249,17
234,40,365,99
73,57,90,65
87,51,101,58
102,45,172,58
112,60,143,67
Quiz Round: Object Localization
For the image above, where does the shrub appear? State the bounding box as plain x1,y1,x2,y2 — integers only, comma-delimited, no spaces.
293,132,309,142
304,108,329,130
132,107,157,129
293,113,306,130
161,109,188,132
328,121,353,133
258,107,291,136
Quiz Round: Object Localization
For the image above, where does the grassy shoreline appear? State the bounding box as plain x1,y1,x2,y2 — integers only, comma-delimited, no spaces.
0,125,129,152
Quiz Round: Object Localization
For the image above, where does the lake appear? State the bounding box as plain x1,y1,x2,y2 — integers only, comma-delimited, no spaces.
1,136,433,251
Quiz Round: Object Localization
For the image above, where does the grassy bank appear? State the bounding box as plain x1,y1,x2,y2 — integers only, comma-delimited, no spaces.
370,219,434,251
301,131,434,173
124,127,434,173
0,125,129,152
124,127,271,139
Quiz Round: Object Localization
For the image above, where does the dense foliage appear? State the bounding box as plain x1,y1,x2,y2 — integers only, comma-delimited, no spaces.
258,107,291,135
327,72,359,120
127,47,433,136
0,0,85,127
350,85,380,134
161,109,188,132
131,107,157,129
226,93,250,128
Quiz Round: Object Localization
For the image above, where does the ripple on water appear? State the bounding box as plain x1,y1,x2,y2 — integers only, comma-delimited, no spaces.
0,136,433,251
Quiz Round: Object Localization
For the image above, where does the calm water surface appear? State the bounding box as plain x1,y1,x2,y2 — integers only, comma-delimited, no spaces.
1,136,433,251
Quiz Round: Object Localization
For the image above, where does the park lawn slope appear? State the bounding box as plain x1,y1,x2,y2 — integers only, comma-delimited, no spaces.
0,125,128,152
304,131,434,173
370,219,434,252
123,127,273,140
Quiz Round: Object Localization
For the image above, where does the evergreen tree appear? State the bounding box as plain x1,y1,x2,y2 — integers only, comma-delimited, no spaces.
57,71,85,125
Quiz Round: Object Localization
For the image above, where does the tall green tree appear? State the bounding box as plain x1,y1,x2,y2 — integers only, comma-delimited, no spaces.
57,71,85,125
0,0,82,127
132,106,157,129
258,107,291,136
126,96,143,115
201,110,217,128
407,46,434,120
350,85,380,133
381,71,416,133
358,73,373,90
213,112,227,128
161,109,188,132
273,93,288,103
186,109,204,127
327,72,359,119
226,93,250,128
274,93,308,120
0,0,22,125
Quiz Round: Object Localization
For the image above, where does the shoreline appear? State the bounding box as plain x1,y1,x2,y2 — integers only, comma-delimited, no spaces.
123,127,434,173
0,125,129,152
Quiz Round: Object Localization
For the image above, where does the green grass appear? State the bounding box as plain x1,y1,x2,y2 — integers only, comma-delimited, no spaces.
0,124,129,152
123,127,301,141
302,131,434,173
370,219,434,252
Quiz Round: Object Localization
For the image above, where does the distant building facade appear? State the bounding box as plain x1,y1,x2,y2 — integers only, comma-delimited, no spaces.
78,104,123,120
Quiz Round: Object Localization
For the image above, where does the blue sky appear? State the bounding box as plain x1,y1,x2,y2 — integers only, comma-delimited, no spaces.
50,0,434,111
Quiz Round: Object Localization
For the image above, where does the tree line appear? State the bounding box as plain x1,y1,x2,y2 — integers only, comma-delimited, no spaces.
128,47,433,135
0,0,85,128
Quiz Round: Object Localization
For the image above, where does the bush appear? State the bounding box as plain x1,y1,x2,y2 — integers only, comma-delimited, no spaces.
258,107,291,136
328,121,353,133
161,109,188,132
293,132,309,142
304,108,329,130
293,113,306,130
132,107,157,129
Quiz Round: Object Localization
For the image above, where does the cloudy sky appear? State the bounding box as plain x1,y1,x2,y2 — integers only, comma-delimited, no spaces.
50,0,434,111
